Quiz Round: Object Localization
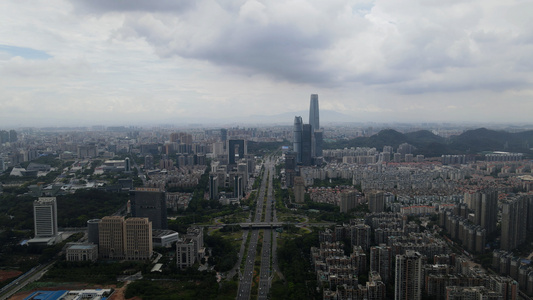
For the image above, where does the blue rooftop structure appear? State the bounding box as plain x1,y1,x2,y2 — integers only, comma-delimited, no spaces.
24,290,68,300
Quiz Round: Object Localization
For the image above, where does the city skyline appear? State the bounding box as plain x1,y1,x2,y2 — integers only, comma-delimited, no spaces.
1,1,533,127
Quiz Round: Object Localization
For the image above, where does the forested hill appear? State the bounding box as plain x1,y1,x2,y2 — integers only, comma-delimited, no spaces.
325,128,533,157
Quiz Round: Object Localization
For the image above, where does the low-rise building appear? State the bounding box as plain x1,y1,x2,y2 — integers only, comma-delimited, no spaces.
66,243,98,262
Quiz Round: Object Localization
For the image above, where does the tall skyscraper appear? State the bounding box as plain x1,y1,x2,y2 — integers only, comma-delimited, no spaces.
209,174,218,200
309,94,319,131
293,116,303,163
227,139,246,165
131,188,167,230
124,157,131,172
33,197,58,239
301,124,312,166
220,128,227,142
314,129,323,157
232,174,243,199
309,94,322,158
395,250,423,300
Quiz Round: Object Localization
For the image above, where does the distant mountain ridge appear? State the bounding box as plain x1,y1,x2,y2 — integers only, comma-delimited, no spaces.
325,128,533,157
248,110,355,123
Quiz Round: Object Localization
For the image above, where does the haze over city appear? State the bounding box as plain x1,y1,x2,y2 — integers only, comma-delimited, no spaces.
1,0,533,127
4,2,533,296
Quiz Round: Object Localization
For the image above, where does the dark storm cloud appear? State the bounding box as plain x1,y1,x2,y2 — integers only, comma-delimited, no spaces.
116,1,344,86
180,25,336,85
111,0,530,95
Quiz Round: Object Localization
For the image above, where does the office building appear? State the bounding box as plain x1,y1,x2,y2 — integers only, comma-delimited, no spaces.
177,239,197,269
98,216,126,259
309,94,323,158
314,129,323,157
293,176,305,203
0,130,8,143
9,129,17,142
87,219,101,244
220,128,227,142
301,124,312,166
232,174,243,199
227,139,246,165
309,94,319,132
152,229,179,248
185,226,204,257
177,226,205,269
124,157,131,172
77,144,97,158
209,174,218,200
131,187,167,230
66,244,98,262
144,154,154,170
501,195,527,251
293,116,303,163
33,197,58,238
285,152,296,187
98,216,153,260
32,197,59,245
125,218,153,260
395,250,423,300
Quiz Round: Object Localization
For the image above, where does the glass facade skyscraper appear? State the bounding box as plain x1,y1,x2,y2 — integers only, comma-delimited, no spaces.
309,94,319,131
293,116,303,163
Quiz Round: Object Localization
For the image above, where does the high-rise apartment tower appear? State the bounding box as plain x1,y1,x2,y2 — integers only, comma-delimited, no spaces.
501,195,528,251
395,250,423,300
464,190,498,234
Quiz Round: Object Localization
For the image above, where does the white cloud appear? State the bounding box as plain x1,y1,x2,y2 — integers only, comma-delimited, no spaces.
0,0,533,127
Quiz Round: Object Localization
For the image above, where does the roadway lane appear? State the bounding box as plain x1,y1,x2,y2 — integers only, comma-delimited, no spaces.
237,158,270,300
258,159,275,300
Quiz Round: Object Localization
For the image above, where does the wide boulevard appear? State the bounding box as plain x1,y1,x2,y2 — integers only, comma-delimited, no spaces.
237,157,276,300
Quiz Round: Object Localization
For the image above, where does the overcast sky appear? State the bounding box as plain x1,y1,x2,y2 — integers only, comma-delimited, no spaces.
1,0,533,127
